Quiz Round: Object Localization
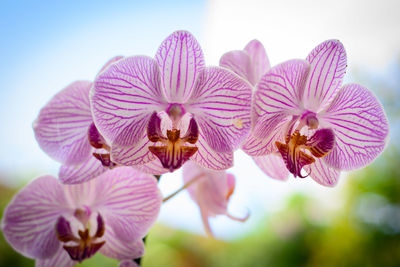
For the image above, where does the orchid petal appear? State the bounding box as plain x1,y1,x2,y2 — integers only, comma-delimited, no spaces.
100,229,145,260
59,153,106,184
191,131,233,170
119,259,140,267
93,167,162,242
35,247,74,267
219,50,254,84
91,56,167,147
241,117,289,156
244,39,270,84
253,154,289,181
304,40,347,111
305,158,340,187
110,132,156,166
186,67,252,153
33,81,93,165
155,30,205,103
132,159,169,175
2,176,69,259
252,59,309,139
321,83,389,170
97,56,124,76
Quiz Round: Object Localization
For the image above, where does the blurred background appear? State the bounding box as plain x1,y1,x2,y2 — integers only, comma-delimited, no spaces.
1,0,399,266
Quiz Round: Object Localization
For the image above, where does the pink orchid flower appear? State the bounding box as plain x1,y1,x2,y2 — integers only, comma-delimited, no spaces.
241,40,389,186
90,30,253,172
182,161,248,236
1,167,162,267
220,40,290,181
33,56,125,184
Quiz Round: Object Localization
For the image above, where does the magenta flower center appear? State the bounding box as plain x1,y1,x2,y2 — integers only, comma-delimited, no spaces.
147,112,199,172
55,209,106,262
275,113,335,178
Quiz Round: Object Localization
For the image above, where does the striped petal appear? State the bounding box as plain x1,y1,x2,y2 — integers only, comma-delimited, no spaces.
242,115,290,157
58,153,106,184
33,81,93,165
2,176,69,259
219,50,253,84
186,67,252,153
305,158,340,187
191,130,233,170
303,40,347,111
97,56,124,76
253,154,289,181
110,132,156,166
321,83,389,170
91,56,167,147
35,247,74,267
252,59,309,139
155,30,205,103
132,159,169,175
244,39,270,84
100,228,145,260
93,167,162,243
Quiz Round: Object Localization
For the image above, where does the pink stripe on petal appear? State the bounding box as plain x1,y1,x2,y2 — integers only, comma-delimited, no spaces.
132,159,169,175
244,39,270,84
253,59,309,139
59,153,106,184
253,154,289,181
219,50,254,84
111,132,156,166
241,117,289,157
304,40,347,111
2,176,69,259
33,81,93,165
91,56,167,147
305,158,340,187
191,131,233,170
321,83,389,170
186,67,252,153
101,227,145,260
155,30,205,103
93,167,162,242
35,247,75,267
97,55,124,76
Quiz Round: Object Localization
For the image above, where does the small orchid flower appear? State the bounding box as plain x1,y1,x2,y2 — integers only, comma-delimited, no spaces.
1,167,162,267
242,40,389,186
182,161,248,236
220,40,289,181
91,30,252,172
33,56,126,184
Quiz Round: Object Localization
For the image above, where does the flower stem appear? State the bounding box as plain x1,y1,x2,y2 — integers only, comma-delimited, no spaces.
162,174,202,203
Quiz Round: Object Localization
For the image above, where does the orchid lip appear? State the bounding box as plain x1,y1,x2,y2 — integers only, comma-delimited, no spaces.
147,112,199,172
55,212,106,262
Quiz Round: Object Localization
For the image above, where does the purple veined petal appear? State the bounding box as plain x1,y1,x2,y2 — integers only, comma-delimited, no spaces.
186,66,252,153
119,259,140,267
2,176,69,259
93,167,162,243
91,56,168,147
320,83,389,170
191,130,234,170
241,116,290,157
132,159,169,175
35,247,75,267
97,56,125,76
253,153,289,181
304,158,340,187
33,81,93,165
244,39,271,84
100,228,145,260
111,132,157,166
219,50,254,85
252,59,310,139
303,40,347,111
59,152,106,184
155,30,205,103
